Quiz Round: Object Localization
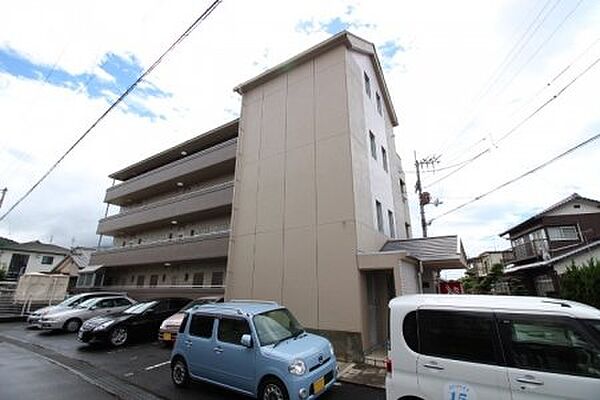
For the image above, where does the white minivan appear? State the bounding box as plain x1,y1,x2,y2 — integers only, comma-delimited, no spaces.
386,295,600,400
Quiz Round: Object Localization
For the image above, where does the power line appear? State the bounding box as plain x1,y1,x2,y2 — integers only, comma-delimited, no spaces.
424,48,600,189
429,131,600,223
0,0,222,223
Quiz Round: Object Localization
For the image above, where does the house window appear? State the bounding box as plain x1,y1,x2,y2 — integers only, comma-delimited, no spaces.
211,271,224,286
547,226,579,241
381,147,388,172
149,275,158,287
136,275,145,287
388,210,395,238
364,72,371,98
375,200,384,233
41,256,54,265
369,131,377,159
193,272,204,286
376,92,382,115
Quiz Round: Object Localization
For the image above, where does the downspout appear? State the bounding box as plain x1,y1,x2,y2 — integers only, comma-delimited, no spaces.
418,261,424,294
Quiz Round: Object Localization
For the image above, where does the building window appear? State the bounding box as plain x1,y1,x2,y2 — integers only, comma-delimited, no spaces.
547,226,579,241
364,72,371,98
193,272,204,286
375,200,384,233
211,271,224,286
190,229,195,236
184,273,189,282
369,131,377,160
400,178,407,197
41,256,54,265
168,233,173,240
388,210,395,238
381,147,388,172
137,238,142,245
162,274,166,282
405,222,411,238
136,275,145,287
376,92,382,115
149,275,158,287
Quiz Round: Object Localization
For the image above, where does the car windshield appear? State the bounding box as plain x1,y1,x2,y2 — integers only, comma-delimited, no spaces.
59,295,85,307
253,308,304,346
181,299,214,311
76,298,100,309
124,301,157,315
584,319,600,340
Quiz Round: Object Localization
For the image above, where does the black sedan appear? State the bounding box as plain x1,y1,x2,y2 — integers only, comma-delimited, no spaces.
78,297,190,347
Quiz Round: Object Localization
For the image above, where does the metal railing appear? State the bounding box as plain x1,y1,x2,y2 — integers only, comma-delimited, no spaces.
507,239,550,263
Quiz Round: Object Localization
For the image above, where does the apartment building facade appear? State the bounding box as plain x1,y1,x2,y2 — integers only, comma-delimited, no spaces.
87,120,239,299
88,32,465,360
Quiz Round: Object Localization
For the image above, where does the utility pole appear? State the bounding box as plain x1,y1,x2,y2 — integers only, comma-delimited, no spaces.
0,188,7,209
414,152,442,237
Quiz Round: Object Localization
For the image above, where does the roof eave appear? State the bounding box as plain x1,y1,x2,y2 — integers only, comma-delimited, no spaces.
233,31,399,127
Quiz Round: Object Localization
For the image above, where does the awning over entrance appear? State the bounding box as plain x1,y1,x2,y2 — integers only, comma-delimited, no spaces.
78,264,104,274
379,235,467,269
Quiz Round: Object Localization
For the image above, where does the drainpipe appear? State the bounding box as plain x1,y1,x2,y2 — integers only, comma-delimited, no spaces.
418,261,424,294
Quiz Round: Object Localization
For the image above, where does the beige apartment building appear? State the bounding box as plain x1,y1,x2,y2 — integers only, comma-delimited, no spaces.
88,32,465,360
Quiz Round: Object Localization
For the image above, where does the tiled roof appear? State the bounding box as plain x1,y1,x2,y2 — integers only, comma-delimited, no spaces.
381,235,465,263
0,240,69,255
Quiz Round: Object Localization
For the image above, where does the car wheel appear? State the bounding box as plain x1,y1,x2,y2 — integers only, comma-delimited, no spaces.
109,326,128,347
171,358,189,388
260,377,289,400
64,318,82,333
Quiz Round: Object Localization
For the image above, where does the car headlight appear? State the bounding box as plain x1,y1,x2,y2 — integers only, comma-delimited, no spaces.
160,320,169,329
94,321,114,331
288,359,306,376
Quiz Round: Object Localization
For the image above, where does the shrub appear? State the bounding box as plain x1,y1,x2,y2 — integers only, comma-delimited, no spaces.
559,258,600,309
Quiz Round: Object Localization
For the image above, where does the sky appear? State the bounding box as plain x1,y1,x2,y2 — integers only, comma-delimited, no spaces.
1,0,599,277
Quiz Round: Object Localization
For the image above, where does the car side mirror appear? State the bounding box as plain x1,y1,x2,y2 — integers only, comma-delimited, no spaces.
240,334,253,348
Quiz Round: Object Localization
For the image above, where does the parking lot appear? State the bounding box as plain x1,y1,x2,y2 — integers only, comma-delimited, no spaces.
0,322,384,400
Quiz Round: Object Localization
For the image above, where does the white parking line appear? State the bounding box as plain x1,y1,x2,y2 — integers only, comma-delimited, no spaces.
144,360,170,371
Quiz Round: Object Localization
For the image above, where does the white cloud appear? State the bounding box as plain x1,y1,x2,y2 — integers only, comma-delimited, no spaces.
0,0,599,258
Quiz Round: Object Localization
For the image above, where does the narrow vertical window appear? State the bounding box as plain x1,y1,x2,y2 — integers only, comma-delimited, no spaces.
381,147,388,172
388,210,395,238
364,72,371,98
376,200,384,233
376,92,382,115
369,131,377,159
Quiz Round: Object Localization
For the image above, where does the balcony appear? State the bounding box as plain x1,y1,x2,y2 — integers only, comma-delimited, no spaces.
97,181,234,235
105,138,237,205
89,230,230,267
506,239,550,264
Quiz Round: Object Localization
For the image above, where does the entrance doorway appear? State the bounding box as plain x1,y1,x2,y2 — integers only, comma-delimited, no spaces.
365,270,395,352
7,253,29,280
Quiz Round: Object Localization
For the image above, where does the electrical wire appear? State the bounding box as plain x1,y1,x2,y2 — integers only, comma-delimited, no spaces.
424,49,600,189
0,0,222,222
429,131,600,223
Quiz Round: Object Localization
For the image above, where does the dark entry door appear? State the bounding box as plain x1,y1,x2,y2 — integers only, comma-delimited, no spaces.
7,254,29,280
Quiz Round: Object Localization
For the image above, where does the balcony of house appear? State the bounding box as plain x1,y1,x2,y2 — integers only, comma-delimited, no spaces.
97,181,234,235
506,239,550,264
104,137,237,205
90,230,230,267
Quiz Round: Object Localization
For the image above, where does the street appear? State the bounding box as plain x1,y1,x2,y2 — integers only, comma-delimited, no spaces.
0,322,384,400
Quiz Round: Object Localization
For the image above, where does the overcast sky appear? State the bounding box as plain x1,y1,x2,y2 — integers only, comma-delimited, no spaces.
1,1,599,272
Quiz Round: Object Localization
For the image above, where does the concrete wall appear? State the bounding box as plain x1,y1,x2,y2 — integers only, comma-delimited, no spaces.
228,45,363,335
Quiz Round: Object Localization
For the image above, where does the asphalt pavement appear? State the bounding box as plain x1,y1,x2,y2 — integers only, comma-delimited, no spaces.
0,322,385,400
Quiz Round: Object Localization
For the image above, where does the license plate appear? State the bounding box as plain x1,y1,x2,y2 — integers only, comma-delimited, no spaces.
313,376,325,394
163,332,171,341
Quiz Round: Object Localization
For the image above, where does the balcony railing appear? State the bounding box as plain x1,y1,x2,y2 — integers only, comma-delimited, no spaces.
507,239,550,264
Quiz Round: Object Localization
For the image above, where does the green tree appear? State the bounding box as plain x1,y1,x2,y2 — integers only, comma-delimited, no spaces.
559,258,600,309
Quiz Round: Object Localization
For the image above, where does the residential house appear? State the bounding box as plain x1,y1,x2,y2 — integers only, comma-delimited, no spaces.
0,238,69,280
468,250,511,277
501,193,600,296
51,247,95,290
88,31,466,360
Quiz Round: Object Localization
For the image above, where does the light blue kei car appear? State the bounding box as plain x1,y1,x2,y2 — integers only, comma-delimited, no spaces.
170,300,337,400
